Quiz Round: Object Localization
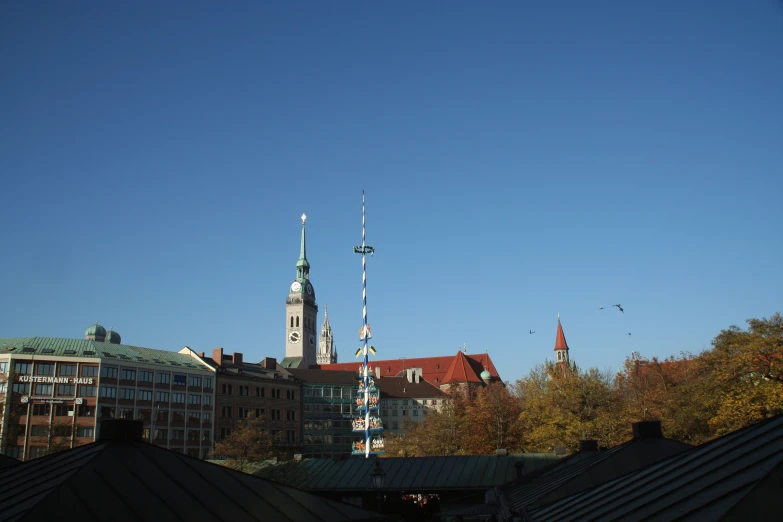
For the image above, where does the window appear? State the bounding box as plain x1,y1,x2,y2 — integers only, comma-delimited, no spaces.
221,384,233,394
12,383,29,394
188,412,201,422
323,388,331,398
34,384,53,396
333,388,342,398
60,364,77,376
172,393,185,403
14,362,32,375
121,369,136,381
55,404,73,416
286,410,296,422
402,399,409,406
77,426,95,438
313,388,323,397
0,361,7,374
57,384,75,396
119,388,135,400
139,371,154,382
203,412,211,423
304,388,312,397
142,428,150,440
119,408,134,419
81,366,99,377
0,383,6,394
156,373,171,384
204,395,211,406
138,409,151,422
154,429,168,440
172,430,184,440
392,400,397,407
304,403,312,413
188,430,200,441
381,409,388,417
204,377,212,388
173,374,186,386
221,406,232,418
413,409,419,416
101,387,117,398
271,409,281,421
101,366,118,378
32,404,50,416
189,376,201,387
172,411,185,423
155,391,169,402
138,390,153,401
256,386,261,397
392,420,399,430
81,385,97,397
237,406,246,418
189,394,201,405
28,446,48,459
220,428,232,439
78,405,96,417
392,409,398,417
203,430,211,441
239,385,248,396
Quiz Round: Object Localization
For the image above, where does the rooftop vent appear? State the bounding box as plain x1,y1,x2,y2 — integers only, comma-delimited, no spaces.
64,349,76,355
42,348,54,354
83,351,95,356
99,419,143,442
579,440,599,452
632,420,663,440
103,353,116,358
22,347,35,353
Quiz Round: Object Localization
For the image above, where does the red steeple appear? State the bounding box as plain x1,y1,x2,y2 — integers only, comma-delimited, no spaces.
554,316,569,352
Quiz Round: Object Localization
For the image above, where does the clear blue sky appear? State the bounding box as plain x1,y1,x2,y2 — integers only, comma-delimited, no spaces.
2,1,781,382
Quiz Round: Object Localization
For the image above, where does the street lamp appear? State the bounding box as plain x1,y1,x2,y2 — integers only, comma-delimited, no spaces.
370,458,386,512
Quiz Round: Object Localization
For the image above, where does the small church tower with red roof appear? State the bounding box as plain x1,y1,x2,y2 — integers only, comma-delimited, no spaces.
554,313,570,372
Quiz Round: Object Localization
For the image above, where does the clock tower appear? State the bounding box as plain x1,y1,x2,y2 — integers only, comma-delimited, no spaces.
283,214,319,369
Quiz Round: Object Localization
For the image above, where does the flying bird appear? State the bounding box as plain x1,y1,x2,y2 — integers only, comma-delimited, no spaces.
529,330,535,334
599,306,604,310
626,332,632,336
614,304,624,313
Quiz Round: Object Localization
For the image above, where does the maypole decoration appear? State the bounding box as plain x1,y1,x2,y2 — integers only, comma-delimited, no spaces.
352,190,384,457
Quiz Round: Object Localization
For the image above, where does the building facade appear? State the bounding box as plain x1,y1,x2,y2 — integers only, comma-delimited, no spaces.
206,349,302,452
377,371,446,435
288,369,366,458
0,325,216,461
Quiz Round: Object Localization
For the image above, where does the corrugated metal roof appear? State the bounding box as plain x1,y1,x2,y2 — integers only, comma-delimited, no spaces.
526,414,783,522
0,437,384,522
502,435,692,513
258,453,563,492
0,337,212,371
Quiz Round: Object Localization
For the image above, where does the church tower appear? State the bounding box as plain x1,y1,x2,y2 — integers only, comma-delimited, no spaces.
282,214,319,369
554,313,570,373
316,305,337,365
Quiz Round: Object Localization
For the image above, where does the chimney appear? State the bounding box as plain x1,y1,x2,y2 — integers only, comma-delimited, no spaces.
632,420,663,440
198,352,205,358
233,352,243,365
514,460,525,478
263,357,277,370
579,440,599,452
415,369,421,383
212,348,224,366
99,419,143,442
376,366,380,377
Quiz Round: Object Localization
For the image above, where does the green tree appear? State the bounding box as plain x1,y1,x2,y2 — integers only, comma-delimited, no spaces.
213,414,273,472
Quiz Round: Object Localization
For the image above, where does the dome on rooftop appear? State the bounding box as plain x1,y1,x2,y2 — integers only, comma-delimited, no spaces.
85,322,106,342
480,369,492,382
106,330,121,344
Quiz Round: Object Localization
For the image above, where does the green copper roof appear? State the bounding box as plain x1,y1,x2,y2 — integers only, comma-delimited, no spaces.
296,218,310,269
0,337,212,371
280,356,304,369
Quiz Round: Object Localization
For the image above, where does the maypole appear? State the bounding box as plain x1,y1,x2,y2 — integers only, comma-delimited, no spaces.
352,191,384,457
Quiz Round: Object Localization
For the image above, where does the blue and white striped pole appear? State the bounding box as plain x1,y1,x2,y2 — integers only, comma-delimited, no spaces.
354,190,375,457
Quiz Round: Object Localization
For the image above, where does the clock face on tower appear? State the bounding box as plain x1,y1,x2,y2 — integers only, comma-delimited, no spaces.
306,282,313,295
291,281,301,292
289,331,301,343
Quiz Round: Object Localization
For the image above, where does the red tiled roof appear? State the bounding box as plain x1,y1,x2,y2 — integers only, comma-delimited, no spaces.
554,320,568,352
315,352,501,386
443,350,483,384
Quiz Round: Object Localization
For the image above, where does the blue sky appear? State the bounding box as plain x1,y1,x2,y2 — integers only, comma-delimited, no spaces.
1,1,781,382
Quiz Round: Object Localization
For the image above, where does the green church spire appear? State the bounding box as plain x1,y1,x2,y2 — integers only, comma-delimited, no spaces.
296,213,310,280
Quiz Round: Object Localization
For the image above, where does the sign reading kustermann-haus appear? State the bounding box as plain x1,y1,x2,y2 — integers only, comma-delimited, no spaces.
17,376,94,384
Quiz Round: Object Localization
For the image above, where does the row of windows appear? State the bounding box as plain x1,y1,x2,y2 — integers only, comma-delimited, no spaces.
151,429,211,441
303,403,355,414
220,384,290,399
8,362,213,388
304,387,357,398
11,362,98,377
31,403,96,417
219,406,293,421
380,399,440,407
289,315,315,329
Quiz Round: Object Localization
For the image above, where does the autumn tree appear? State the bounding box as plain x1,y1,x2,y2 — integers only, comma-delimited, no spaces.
696,312,783,436
517,361,624,452
213,414,273,472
